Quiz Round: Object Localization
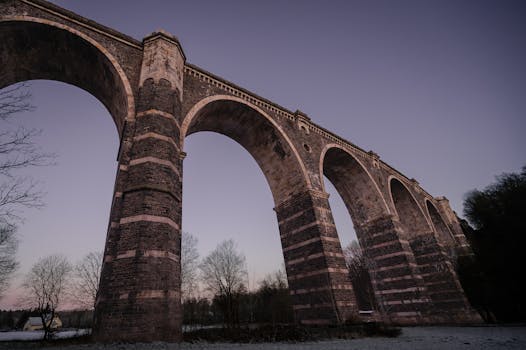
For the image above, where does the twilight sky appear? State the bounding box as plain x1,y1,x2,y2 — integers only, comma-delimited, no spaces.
1,0,525,309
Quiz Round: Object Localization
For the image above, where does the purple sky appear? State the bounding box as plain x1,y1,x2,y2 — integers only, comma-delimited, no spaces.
1,0,525,309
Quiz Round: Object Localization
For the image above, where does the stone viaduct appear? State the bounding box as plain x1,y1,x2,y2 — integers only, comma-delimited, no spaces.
1,0,481,342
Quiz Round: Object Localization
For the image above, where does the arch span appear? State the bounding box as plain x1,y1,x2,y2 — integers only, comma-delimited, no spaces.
319,145,392,313
182,95,310,206
320,145,390,226
389,177,432,238
0,17,134,134
425,199,455,247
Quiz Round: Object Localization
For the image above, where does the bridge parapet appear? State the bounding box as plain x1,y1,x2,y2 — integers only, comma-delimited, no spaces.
18,0,142,48
184,64,436,200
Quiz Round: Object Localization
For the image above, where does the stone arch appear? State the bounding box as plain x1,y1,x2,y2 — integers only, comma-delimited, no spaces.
425,199,455,247
388,177,432,238
320,145,390,227
0,17,135,134
182,95,310,206
319,145,392,312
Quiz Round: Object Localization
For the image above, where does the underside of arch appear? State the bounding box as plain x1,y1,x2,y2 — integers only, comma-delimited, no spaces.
321,146,389,226
390,178,431,238
0,19,131,134
183,97,309,206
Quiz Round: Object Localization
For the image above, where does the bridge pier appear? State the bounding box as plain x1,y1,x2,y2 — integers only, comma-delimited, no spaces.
356,215,432,324
93,31,185,342
358,216,481,325
276,189,359,324
409,234,482,323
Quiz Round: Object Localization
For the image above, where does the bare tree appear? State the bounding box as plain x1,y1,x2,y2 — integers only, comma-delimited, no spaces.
343,241,376,312
0,83,54,226
181,232,200,301
199,239,247,327
71,252,102,309
0,83,55,297
343,240,399,322
0,225,19,298
22,255,72,340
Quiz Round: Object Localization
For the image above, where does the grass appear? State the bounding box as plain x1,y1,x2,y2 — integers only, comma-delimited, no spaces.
183,323,402,343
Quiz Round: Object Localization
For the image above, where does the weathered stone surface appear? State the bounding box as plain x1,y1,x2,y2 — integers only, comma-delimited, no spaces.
0,0,482,342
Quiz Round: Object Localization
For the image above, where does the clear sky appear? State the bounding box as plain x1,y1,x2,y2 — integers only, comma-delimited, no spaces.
1,0,525,309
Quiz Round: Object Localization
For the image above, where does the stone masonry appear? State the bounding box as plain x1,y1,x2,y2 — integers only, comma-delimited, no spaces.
0,0,482,342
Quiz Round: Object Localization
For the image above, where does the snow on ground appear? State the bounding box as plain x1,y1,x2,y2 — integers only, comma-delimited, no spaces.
0,326,525,349
0,329,89,341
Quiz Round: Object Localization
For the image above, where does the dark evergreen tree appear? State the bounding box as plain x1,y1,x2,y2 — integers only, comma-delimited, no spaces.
461,166,526,322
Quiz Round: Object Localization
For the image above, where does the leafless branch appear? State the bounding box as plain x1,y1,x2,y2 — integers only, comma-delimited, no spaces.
0,225,19,298
181,232,200,301
0,83,34,120
69,252,103,309
0,177,45,225
0,84,56,229
0,127,56,177
200,239,247,297
199,239,247,327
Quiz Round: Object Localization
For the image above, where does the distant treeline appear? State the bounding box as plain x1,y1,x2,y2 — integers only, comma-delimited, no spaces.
0,284,293,331
183,282,293,327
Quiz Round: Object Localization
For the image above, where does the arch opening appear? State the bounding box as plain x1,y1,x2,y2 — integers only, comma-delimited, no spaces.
322,147,388,226
325,179,376,312
426,200,455,248
321,146,389,311
0,80,118,310
181,98,300,323
0,20,131,134
182,132,286,288
183,98,309,206
389,178,431,239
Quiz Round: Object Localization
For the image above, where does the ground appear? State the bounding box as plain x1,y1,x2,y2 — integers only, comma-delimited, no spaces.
0,326,525,349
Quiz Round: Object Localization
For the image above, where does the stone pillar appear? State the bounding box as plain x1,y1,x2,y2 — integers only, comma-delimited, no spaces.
356,215,432,324
409,234,482,323
275,189,358,324
93,31,186,342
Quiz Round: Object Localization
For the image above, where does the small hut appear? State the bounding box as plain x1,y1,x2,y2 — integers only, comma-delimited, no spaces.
23,315,62,331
